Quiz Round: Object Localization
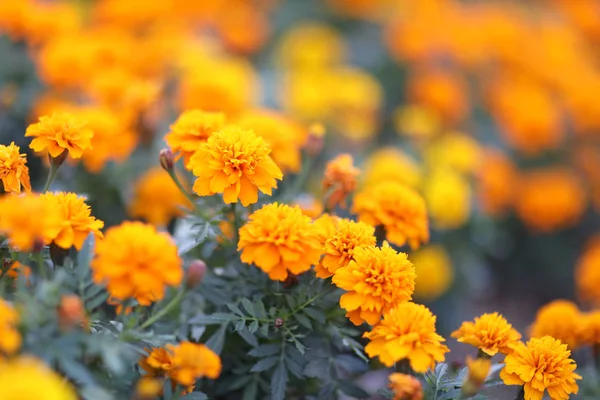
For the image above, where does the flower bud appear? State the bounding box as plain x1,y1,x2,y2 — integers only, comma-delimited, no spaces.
159,148,174,171
58,294,85,331
186,260,207,289
49,149,68,168
274,318,284,328
305,123,325,157
461,356,491,398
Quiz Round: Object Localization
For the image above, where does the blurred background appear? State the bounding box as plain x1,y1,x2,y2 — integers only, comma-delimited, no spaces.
1,0,600,374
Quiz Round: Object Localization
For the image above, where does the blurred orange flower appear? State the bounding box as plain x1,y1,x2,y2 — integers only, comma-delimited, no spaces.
322,154,360,210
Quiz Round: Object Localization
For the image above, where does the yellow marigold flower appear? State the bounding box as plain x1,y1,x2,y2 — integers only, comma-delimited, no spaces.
322,154,360,210
529,300,584,350
0,298,20,357
165,109,226,166
313,212,338,246
388,373,423,400
353,181,429,250
332,242,416,325
237,109,307,173
0,193,62,251
575,236,600,306
393,104,440,139
41,192,104,250
423,169,471,230
500,336,581,400
462,356,491,398
424,132,481,175
238,203,322,281
362,148,421,189
25,113,93,159
451,312,521,356
315,218,376,279
189,126,283,206
0,142,31,194
411,245,453,302
135,377,163,399
0,356,77,399
128,167,191,227
91,221,183,305
581,311,600,346
364,302,449,371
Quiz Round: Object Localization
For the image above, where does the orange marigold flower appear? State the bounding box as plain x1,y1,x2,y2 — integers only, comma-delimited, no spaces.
315,218,376,279
476,149,517,217
41,192,104,250
0,193,62,251
332,242,416,325
388,373,423,400
128,167,191,227
91,221,183,305
581,311,600,346
0,298,20,358
500,337,580,400
238,203,322,281
575,236,600,306
0,142,31,194
4,261,31,284
529,300,585,350
451,312,521,356
189,125,282,206
165,110,226,166
515,168,586,233
237,109,308,173
364,302,449,371
322,154,360,210
25,113,93,159
353,181,429,249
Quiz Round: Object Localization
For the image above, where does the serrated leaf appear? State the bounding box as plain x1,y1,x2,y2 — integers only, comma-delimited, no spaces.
338,380,370,399
437,388,462,400
303,308,326,323
248,320,259,333
318,383,335,400
285,356,304,379
190,313,237,325
254,299,267,319
86,292,109,311
76,234,95,280
304,359,328,378
237,327,259,347
227,303,244,316
234,320,245,332
285,295,296,309
242,380,258,400
248,344,279,358
250,356,280,372
241,298,255,317
206,324,227,354
294,313,312,329
293,339,306,355
271,361,288,400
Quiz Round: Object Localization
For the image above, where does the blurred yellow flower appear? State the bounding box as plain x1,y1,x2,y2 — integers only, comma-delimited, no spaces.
500,337,580,400
166,109,226,166
26,113,93,159
333,242,415,325
364,302,449,372
353,181,429,249
0,142,31,194
362,148,421,189
393,104,441,139
424,132,481,175
128,167,192,227
388,373,423,400
423,169,471,230
576,236,600,306
411,245,453,302
452,312,521,356
0,356,77,399
322,153,360,210
462,356,491,398
91,221,183,305
315,218,376,279
0,298,20,358
238,203,322,281
189,126,282,206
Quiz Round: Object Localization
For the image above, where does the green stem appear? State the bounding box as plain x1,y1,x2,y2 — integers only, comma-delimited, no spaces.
43,163,60,192
167,169,196,207
35,251,47,281
231,203,240,245
139,290,186,330
285,153,317,202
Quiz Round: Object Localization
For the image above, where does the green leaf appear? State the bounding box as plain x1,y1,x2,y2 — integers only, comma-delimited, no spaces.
285,295,296,309
271,360,288,400
58,358,97,385
303,308,326,323
376,388,394,399
338,380,370,399
182,392,208,399
248,344,279,358
234,320,245,332
206,324,228,354
190,313,237,325
437,388,462,400
284,356,304,378
237,327,259,347
227,303,244,316
76,234,95,280
248,320,259,333
294,314,312,329
293,338,306,355
259,323,269,337
80,386,114,400
254,298,267,319
242,380,258,400
241,298,255,317
250,356,280,372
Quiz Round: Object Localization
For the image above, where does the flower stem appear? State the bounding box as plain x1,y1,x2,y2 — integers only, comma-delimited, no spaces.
35,251,47,281
43,163,60,192
285,152,317,202
139,289,186,330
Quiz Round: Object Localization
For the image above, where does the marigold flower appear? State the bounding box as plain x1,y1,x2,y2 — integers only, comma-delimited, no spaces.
575,236,600,306
411,245,453,302
462,356,491,397
322,154,360,210
581,311,600,346
165,110,226,166
393,104,440,139
91,221,183,305
315,218,376,279
128,167,191,227
25,113,93,159
0,142,31,194
0,356,76,399
0,298,20,357
423,169,471,230
353,181,429,249
58,294,85,331
238,203,322,281
135,377,163,399
189,125,283,206
362,148,421,189
388,373,423,400
41,192,104,251
529,300,584,350
476,149,517,216
4,261,31,284
364,302,449,371
332,242,416,325
0,193,62,251
515,169,586,232
451,312,521,356
237,109,307,173
424,132,481,175
500,336,580,400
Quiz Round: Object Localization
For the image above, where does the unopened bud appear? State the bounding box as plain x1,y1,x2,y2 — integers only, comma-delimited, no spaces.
461,356,491,398
159,148,174,171
274,318,284,328
58,294,85,331
49,149,69,168
186,260,207,289
305,123,325,157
